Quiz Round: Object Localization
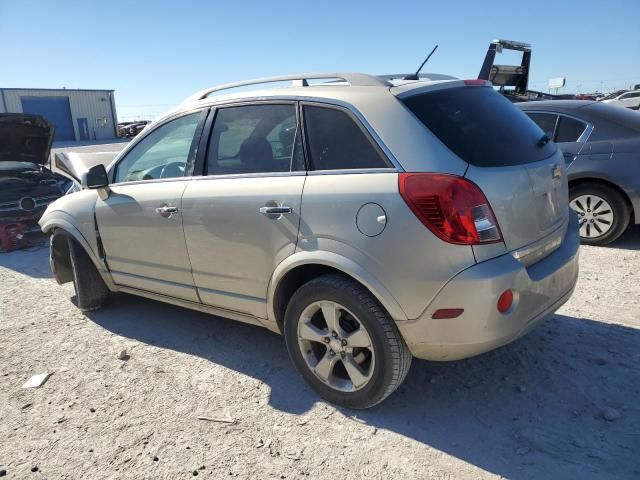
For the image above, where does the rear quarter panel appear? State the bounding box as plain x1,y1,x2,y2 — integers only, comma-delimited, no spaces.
298,172,476,320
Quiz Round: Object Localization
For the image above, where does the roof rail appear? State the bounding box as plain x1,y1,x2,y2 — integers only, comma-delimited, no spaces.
378,73,457,82
182,73,391,104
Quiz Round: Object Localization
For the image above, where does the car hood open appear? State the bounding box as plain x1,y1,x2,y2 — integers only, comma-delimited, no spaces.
0,113,54,166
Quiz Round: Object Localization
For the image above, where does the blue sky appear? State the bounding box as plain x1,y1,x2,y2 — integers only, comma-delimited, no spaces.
2,0,639,121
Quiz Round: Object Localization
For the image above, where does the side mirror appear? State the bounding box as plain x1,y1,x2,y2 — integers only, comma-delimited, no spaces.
82,164,109,189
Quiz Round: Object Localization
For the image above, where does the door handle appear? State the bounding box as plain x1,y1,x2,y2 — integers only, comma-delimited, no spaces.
259,206,292,216
156,205,179,217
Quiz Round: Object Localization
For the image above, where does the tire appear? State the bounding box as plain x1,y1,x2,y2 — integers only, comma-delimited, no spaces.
68,238,110,311
283,273,412,409
569,183,630,246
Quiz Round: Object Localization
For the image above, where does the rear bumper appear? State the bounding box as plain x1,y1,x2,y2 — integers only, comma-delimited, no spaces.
397,213,580,361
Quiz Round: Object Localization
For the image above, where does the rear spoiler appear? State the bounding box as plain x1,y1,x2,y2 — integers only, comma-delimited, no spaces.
55,151,118,184
478,39,531,96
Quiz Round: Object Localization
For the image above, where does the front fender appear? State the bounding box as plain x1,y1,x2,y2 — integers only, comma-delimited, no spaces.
267,250,408,329
40,211,116,291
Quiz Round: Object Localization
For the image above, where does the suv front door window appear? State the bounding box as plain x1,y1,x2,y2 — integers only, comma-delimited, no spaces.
114,112,203,183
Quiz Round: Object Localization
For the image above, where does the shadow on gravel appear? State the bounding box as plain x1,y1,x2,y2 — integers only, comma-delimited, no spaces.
87,295,640,480
606,225,640,251
0,239,51,279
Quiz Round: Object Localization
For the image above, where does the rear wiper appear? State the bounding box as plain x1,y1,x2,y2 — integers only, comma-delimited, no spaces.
537,133,551,147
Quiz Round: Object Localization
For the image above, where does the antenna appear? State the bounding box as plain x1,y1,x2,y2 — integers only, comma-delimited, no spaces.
403,45,438,81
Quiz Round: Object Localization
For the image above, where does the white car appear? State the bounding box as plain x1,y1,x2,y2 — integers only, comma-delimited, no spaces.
601,90,640,110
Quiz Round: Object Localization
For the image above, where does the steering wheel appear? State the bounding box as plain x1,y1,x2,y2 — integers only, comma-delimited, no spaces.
159,162,185,179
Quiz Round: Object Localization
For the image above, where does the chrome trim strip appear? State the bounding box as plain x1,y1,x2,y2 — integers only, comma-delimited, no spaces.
0,193,61,212
192,171,306,181
511,215,569,267
307,168,396,176
109,176,196,188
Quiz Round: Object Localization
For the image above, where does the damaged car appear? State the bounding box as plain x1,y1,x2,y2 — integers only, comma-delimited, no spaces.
0,113,72,251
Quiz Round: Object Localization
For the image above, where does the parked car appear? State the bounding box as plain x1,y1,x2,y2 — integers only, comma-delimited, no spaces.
117,121,151,138
600,90,640,110
518,100,640,245
40,73,579,408
598,89,627,102
0,113,72,250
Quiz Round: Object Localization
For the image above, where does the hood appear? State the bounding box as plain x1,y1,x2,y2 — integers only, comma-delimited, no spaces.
0,113,54,166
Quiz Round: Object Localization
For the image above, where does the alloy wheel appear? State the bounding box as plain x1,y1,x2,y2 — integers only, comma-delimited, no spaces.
297,301,375,392
570,194,614,239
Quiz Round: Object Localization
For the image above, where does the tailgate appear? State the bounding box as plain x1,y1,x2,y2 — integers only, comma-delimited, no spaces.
465,150,569,252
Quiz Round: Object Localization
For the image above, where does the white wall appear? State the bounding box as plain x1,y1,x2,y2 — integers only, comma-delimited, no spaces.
0,89,118,141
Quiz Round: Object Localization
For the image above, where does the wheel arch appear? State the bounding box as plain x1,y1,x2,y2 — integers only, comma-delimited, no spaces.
568,177,635,223
268,251,408,333
42,217,116,291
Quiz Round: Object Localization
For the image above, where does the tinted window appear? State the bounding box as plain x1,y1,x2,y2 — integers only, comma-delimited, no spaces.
206,104,302,175
303,105,390,170
526,112,558,137
115,112,202,183
556,116,587,142
402,87,557,167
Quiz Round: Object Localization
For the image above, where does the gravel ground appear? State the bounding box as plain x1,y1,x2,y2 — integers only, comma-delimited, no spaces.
0,228,639,479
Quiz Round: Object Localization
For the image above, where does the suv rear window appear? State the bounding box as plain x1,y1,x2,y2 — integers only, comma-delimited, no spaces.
402,87,557,167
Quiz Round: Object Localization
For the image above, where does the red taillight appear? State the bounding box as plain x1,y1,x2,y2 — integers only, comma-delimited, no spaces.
497,289,514,313
398,173,503,245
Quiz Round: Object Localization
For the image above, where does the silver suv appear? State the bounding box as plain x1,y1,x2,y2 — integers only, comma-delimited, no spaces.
41,73,580,408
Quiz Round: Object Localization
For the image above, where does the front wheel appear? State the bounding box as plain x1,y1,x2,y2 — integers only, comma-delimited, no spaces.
569,183,630,246
68,238,110,311
284,273,412,409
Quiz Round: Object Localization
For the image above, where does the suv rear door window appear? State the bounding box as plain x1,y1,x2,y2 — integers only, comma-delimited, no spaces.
555,116,587,142
303,105,390,170
206,104,302,175
402,86,557,167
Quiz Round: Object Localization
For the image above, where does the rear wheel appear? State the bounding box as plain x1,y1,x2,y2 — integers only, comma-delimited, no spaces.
68,239,110,311
284,273,412,409
569,183,630,246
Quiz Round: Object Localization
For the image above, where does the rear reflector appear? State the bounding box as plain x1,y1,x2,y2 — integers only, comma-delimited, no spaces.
497,290,514,313
432,308,464,319
398,173,503,245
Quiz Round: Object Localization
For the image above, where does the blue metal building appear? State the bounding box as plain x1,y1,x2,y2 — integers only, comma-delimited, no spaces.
0,88,118,142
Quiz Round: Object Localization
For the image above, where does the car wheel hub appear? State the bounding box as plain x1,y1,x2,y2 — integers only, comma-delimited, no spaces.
570,194,614,239
297,301,374,392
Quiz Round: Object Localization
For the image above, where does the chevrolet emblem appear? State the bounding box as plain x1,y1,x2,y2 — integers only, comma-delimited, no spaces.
552,164,562,179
